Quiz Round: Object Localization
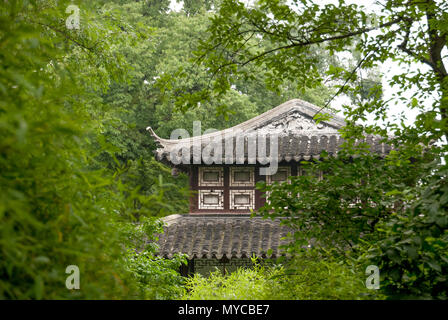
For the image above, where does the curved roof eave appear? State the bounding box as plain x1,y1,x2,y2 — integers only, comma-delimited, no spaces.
146,99,346,148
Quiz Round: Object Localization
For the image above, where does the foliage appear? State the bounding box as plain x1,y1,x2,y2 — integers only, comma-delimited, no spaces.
257,145,447,299
123,218,187,299
194,0,448,142
361,164,448,299
4,0,446,300
0,0,337,299
0,0,184,299
183,253,382,300
92,0,342,217
194,0,448,299
183,264,276,300
258,147,429,255
154,2,345,118
125,250,186,299
272,250,384,300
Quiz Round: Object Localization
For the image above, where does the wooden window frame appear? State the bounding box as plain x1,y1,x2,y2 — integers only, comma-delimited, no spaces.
230,189,255,210
198,167,224,187
198,189,224,210
229,167,254,187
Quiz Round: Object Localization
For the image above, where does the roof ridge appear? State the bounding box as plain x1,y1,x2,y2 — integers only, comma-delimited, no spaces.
160,214,184,226
147,99,345,145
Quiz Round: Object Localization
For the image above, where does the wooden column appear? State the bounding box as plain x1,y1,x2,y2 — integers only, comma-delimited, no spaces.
189,166,198,212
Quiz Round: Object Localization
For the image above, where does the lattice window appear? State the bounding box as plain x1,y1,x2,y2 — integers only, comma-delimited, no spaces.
230,167,254,187
266,166,291,185
230,189,255,210
198,167,223,187
198,190,224,210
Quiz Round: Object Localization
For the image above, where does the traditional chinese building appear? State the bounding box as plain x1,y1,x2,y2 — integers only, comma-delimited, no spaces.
147,99,391,275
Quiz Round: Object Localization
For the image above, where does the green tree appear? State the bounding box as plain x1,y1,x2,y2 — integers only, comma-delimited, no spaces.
92,0,338,218
192,0,448,298
0,0,184,299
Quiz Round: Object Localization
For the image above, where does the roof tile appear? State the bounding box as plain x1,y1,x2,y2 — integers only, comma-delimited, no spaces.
156,215,293,259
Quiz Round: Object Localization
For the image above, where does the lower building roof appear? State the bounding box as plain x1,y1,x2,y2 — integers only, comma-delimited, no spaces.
157,214,294,259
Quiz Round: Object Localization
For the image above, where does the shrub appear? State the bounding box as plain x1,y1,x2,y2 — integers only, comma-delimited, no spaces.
183,253,384,300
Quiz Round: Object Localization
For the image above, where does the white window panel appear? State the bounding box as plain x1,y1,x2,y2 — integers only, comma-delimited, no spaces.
199,167,223,187
203,194,219,205
230,190,255,210
230,167,254,187
234,194,250,205
199,190,224,210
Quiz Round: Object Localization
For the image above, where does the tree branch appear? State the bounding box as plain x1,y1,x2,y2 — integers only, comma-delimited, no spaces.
27,18,96,53
313,54,372,118
207,17,404,79
425,0,447,79
397,19,435,69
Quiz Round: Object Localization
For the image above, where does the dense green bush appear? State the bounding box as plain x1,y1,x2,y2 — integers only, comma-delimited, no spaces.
183,253,384,300
0,0,184,299
361,165,448,299
257,145,447,299
183,263,276,300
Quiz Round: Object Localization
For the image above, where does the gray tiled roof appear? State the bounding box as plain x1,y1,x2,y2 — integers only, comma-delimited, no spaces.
147,99,392,165
156,214,293,259
151,133,391,164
